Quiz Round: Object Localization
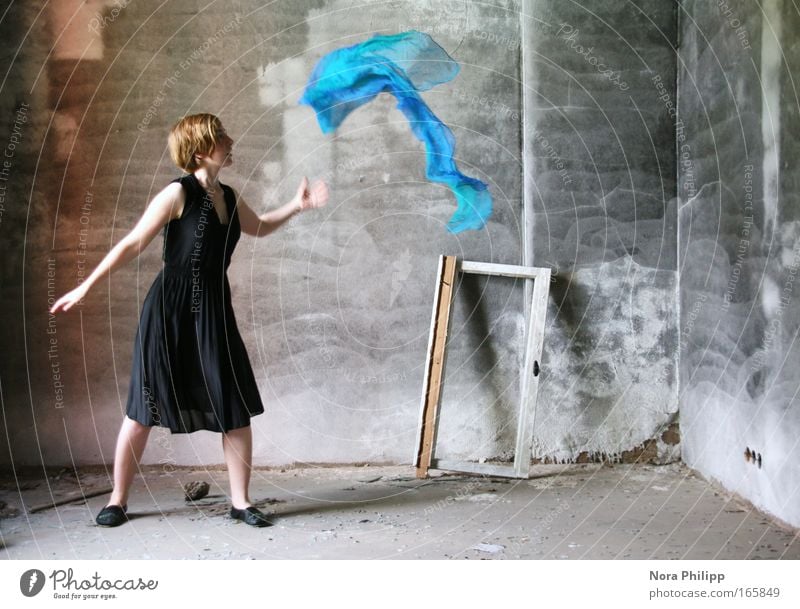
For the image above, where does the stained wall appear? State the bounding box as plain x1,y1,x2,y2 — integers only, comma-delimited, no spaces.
523,0,680,463
678,0,800,527
1,1,682,475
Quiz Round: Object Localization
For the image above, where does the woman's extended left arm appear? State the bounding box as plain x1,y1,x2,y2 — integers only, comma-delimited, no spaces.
236,176,329,237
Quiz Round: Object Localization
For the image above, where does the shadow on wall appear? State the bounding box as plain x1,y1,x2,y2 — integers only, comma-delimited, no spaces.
455,273,505,409
538,266,680,464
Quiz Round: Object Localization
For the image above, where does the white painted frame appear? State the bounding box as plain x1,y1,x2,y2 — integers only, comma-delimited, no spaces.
414,257,551,478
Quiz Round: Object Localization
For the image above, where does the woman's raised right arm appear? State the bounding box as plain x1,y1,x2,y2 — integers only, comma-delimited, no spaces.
49,182,184,314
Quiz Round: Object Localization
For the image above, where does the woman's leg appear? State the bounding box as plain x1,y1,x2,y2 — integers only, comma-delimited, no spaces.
107,416,151,506
222,425,253,510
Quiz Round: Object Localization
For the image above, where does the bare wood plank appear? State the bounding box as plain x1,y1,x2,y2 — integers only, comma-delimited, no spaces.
513,268,552,477
413,255,445,465
460,260,548,280
430,459,521,479
28,486,113,513
415,255,457,478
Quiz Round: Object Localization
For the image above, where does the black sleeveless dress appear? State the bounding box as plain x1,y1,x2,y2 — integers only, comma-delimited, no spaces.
125,173,265,433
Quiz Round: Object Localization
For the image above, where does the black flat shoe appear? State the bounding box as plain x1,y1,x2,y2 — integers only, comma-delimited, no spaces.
95,504,128,527
230,506,273,527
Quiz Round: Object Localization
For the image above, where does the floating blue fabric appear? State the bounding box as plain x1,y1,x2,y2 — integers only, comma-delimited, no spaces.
299,30,492,233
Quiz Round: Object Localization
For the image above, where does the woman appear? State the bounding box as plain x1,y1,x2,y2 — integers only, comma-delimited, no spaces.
49,113,329,527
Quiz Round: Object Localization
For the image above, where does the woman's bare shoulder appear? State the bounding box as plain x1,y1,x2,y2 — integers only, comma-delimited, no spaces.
153,180,186,220
162,181,185,195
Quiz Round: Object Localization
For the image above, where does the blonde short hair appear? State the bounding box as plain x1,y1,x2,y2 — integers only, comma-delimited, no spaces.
167,113,222,172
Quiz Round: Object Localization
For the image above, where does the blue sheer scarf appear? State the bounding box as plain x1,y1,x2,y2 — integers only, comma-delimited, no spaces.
299,30,492,233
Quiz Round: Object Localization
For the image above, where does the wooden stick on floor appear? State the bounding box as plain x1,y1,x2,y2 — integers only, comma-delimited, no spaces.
28,486,113,514
415,255,457,479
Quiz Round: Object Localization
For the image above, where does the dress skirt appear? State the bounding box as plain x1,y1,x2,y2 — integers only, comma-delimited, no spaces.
125,174,265,433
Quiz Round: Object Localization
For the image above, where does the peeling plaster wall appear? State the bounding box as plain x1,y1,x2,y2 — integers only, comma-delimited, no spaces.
678,0,800,527
522,0,680,463
1,1,682,472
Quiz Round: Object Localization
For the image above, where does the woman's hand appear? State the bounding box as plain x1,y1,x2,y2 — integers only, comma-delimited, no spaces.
49,283,89,314
236,177,329,237
292,176,329,212
47,182,182,314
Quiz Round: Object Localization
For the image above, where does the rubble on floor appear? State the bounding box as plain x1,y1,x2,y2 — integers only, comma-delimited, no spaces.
1,463,797,560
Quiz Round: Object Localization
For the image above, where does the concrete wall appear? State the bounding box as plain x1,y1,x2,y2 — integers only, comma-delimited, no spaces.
0,0,524,468
0,1,680,470
678,0,800,527
523,0,680,463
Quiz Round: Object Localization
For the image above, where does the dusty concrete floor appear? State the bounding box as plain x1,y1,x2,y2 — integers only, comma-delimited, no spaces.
1,463,798,560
